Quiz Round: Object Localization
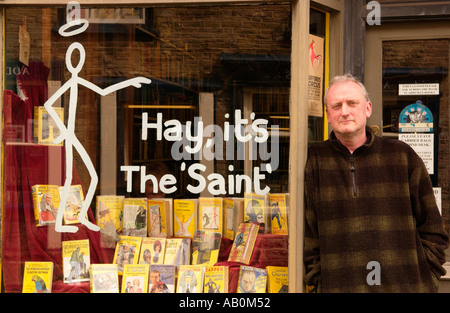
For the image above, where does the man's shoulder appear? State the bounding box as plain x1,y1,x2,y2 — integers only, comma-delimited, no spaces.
374,135,417,153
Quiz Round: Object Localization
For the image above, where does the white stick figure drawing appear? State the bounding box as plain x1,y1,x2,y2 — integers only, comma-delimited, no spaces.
45,4,151,233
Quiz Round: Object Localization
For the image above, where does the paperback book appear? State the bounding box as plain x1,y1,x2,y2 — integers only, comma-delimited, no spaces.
237,266,267,293
204,266,229,293
176,265,205,293
266,266,289,293
62,239,90,283
244,193,268,233
113,236,142,275
149,198,173,237
33,106,64,146
96,195,124,233
122,198,147,237
59,184,87,225
192,230,222,266
139,237,166,265
22,261,53,293
163,238,191,269
149,264,176,293
268,193,289,235
198,197,223,234
173,199,198,238
223,198,244,240
227,222,258,265
90,264,119,293
121,264,150,293
31,184,60,226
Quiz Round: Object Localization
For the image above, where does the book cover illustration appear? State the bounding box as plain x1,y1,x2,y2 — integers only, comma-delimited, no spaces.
149,264,176,293
237,266,267,293
33,106,64,145
176,265,205,293
204,266,229,293
149,198,173,237
244,193,268,233
62,239,90,283
223,198,244,240
122,198,147,237
59,184,88,225
163,238,190,270
266,266,289,293
31,184,60,226
198,197,223,233
192,230,222,266
227,222,258,265
139,237,166,265
96,195,124,232
22,262,53,293
113,236,142,275
148,202,161,237
90,264,119,293
121,264,150,293
269,193,289,235
173,199,197,238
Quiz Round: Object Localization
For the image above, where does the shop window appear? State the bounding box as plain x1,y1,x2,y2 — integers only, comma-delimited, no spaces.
2,3,294,293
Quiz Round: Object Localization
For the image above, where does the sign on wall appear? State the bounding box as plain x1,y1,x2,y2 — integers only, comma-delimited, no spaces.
399,83,439,96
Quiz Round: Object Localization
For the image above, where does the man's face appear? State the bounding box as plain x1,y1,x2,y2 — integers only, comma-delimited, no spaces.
325,81,372,139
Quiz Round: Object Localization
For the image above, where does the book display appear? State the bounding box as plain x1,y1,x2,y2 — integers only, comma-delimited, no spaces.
22,189,290,293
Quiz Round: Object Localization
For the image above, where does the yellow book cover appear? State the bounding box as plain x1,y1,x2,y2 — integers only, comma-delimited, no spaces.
198,197,223,234
121,264,150,293
204,266,229,293
147,200,162,237
244,193,268,233
139,237,166,265
96,195,124,232
266,266,289,293
90,264,119,293
227,222,258,265
163,238,190,269
237,266,267,293
113,236,143,275
173,199,198,238
22,261,53,293
268,193,289,235
31,184,60,227
223,198,244,240
192,230,221,266
62,239,90,283
59,184,88,225
176,265,204,293
33,106,64,146
149,198,173,237
123,198,147,237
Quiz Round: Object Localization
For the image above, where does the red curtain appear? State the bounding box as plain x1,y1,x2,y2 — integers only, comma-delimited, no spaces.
2,63,112,293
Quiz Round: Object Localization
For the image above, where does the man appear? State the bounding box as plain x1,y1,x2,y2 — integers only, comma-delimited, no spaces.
304,74,449,292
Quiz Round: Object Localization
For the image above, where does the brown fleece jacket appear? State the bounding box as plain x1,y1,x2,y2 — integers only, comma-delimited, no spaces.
304,127,449,292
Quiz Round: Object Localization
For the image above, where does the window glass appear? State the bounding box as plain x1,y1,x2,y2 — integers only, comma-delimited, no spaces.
2,3,292,293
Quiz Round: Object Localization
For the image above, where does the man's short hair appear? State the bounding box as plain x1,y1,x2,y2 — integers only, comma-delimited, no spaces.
324,73,371,106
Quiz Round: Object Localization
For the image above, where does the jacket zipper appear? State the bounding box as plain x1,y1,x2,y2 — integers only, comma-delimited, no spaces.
350,155,357,197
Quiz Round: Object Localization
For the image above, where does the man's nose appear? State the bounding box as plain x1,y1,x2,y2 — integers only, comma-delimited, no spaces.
341,103,350,115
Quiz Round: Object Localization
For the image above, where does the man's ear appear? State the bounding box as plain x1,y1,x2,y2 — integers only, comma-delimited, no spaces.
366,101,373,118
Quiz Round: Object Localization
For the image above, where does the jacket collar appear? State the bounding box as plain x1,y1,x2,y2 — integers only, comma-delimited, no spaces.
329,126,376,155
